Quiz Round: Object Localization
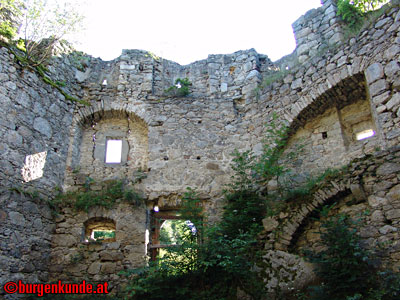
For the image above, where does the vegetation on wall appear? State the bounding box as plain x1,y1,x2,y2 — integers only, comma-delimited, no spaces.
0,0,83,66
164,78,192,97
124,186,266,300
122,113,400,299
0,0,88,105
302,207,400,300
337,0,389,32
121,118,308,300
51,179,143,213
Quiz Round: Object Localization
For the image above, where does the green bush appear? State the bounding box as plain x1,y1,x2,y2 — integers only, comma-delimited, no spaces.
164,78,191,97
304,209,400,300
337,0,388,31
52,179,143,212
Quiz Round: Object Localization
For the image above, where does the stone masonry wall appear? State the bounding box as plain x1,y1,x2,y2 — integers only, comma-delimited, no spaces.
260,146,400,295
50,203,146,293
55,0,400,292
0,45,83,298
293,0,344,64
0,0,400,296
246,1,400,175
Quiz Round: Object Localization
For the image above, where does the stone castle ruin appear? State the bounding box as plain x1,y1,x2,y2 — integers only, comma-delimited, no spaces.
1,0,400,297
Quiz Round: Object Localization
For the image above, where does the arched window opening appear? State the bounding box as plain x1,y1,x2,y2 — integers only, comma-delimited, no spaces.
84,217,116,243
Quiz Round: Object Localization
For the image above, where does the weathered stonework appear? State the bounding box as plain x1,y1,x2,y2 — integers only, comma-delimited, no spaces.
1,0,400,298
49,203,146,292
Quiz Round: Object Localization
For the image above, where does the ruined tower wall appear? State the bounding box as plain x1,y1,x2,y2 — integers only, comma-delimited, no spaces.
0,0,400,296
0,47,82,295
246,1,400,174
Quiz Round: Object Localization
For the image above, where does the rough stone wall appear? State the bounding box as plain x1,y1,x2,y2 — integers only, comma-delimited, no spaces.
289,149,400,269
0,46,82,298
246,1,400,174
41,0,400,293
64,48,274,208
0,0,400,296
0,189,54,297
50,203,146,292
293,0,344,64
76,112,148,183
260,146,400,294
284,97,378,177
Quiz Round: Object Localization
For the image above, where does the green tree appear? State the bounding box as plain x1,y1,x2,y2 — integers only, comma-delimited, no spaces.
305,209,400,300
307,213,378,299
0,0,23,39
1,0,84,66
352,0,389,12
19,0,84,65
337,0,389,29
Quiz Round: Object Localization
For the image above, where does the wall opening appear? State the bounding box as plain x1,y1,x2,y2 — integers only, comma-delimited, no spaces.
356,129,375,141
66,110,149,185
105,139,123,163
149,210,197,261
84,217,116,242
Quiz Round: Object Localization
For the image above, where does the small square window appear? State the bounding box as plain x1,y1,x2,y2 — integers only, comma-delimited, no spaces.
356,129,375,141
105,139,122,163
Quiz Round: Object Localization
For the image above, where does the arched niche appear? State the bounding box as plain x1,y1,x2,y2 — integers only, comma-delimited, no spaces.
284,73,379,175
66,109,149,184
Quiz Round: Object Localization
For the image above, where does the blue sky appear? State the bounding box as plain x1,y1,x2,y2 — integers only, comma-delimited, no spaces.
74,0,322,64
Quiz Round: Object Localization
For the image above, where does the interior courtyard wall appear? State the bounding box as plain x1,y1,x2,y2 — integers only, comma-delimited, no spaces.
0,0,400,296
245,1,400,174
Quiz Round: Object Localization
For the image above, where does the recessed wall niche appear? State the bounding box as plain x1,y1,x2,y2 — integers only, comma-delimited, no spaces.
75,110,148,182
283,73,378,175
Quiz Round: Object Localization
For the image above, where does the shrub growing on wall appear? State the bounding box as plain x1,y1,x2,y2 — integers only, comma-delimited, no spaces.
164,78,192,97
304,209,400,300
337,0,389,30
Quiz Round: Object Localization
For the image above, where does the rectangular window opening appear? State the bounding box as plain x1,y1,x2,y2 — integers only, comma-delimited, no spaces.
150,211,199,261
356,129,375,141
105,139,122,163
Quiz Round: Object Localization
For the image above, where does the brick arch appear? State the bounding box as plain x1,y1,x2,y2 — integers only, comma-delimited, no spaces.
274,177,353,251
